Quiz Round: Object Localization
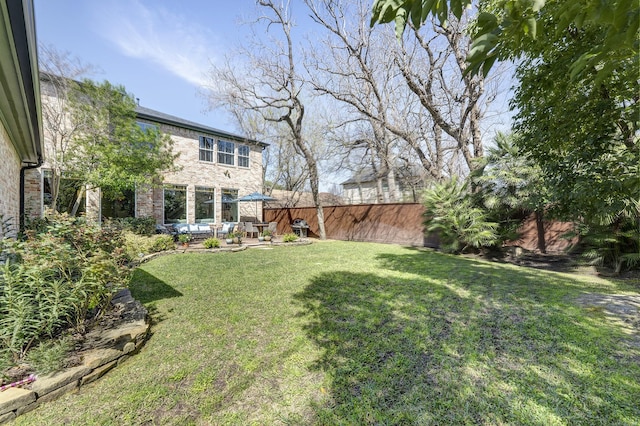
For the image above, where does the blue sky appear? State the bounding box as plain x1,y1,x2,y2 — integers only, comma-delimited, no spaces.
34,0,270,132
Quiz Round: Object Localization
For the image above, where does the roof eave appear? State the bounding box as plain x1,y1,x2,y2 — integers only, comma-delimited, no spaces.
0,0,43,164
135,107,269,148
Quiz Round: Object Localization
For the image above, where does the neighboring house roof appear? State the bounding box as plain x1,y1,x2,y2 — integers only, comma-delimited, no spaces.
135,105,269,148
0,0,42,164
266,189,343,208
341,171,379,186
341,167,428,186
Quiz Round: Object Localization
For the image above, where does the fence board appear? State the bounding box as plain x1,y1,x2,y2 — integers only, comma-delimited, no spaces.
265,203,576,252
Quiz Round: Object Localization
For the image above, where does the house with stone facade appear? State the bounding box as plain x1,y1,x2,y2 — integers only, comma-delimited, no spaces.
24,77,268,227
341,169,427,205
0,0,43,236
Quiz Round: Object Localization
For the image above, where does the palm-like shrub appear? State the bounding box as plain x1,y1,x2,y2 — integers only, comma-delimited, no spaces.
471,132,548,251
576,214,640,274
423,178,498,254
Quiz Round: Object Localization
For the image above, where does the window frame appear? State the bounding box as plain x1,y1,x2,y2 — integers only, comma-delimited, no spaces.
238,144,250,168
217,140,235,166
163,184,187,224
221,188,239,222
195,186,216,223
199,136,215,163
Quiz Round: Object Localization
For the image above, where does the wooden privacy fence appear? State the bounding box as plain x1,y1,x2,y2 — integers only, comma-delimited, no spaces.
265,203,577,252
265,203,435,247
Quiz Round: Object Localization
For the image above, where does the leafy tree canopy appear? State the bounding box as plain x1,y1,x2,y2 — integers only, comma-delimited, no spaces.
67,79,178,199
511,24,638,225
370,0,639,78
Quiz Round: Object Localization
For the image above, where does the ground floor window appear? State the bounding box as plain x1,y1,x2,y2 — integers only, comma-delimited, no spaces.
195,186,215,223
43,170,86,215
221,188,238,222
164,184,187,224
102,189,135,219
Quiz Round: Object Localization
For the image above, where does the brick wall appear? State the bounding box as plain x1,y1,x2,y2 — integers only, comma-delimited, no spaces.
0,124,22,236
22,169,42,219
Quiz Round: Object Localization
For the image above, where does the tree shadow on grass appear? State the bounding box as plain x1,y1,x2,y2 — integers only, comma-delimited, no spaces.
128,268,183,305
293,248,640,424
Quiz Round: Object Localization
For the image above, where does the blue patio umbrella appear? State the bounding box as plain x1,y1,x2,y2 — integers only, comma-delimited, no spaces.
233,191,277,218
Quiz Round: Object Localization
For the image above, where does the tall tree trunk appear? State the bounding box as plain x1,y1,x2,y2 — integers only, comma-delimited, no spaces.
70,186,85,217
535,209,546,253
307,159,326,239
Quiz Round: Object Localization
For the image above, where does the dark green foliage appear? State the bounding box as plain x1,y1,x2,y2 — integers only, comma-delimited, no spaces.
422,179,498,253
511,19,638,268
53,80,179,214
25,336,73,375
471,132,548,248
0,213,130,363
150,235,175,252
512,25,638,227
371,0,638,80
575,221,640,274
111,216,157,236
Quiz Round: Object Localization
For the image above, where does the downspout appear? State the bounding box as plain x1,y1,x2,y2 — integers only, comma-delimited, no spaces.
19,155,43,233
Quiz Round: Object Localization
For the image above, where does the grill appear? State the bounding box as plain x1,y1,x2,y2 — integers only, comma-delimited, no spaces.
291,218,309,237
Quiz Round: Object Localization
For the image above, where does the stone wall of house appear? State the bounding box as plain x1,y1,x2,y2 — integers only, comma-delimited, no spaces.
145,120,265,224
27,79,265,224
0,124,22,236
85,188,100,222
23,169,43,219
136,184,155,219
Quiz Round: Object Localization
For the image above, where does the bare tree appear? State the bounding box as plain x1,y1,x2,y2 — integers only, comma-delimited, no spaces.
306,1,494,190
393,16,489,173
38,44,97,212
305,0,405,200
207,0,327,238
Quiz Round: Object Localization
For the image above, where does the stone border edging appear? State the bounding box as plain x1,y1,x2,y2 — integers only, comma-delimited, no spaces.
0,289,150,424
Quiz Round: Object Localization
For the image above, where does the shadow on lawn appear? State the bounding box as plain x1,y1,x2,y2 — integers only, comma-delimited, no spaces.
293,248,640,424
128,268,183,304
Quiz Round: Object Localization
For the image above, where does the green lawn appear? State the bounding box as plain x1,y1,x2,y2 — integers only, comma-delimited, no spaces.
16,241,640,425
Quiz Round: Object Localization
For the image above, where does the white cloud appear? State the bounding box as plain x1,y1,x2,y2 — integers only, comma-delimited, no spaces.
93,0,218,86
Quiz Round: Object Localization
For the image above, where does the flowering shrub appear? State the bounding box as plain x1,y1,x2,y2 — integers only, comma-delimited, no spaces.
0,213,130,364
112,216,157,236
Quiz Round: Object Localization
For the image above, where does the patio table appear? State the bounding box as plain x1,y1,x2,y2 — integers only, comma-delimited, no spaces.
254,223,269,233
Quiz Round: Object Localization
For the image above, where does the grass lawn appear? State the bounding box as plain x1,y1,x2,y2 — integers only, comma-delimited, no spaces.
16,241,640,425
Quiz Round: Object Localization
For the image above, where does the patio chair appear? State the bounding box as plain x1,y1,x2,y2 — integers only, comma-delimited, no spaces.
268,222,278,236
244,222,259,238
235,222,246,237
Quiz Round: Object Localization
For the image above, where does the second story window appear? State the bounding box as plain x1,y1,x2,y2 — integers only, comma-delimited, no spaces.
238,145,250,168
137,121,157,133
218,140,235,165
199,136,214,162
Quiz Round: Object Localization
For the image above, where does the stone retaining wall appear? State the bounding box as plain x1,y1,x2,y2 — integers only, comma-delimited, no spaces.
0,289,150,424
